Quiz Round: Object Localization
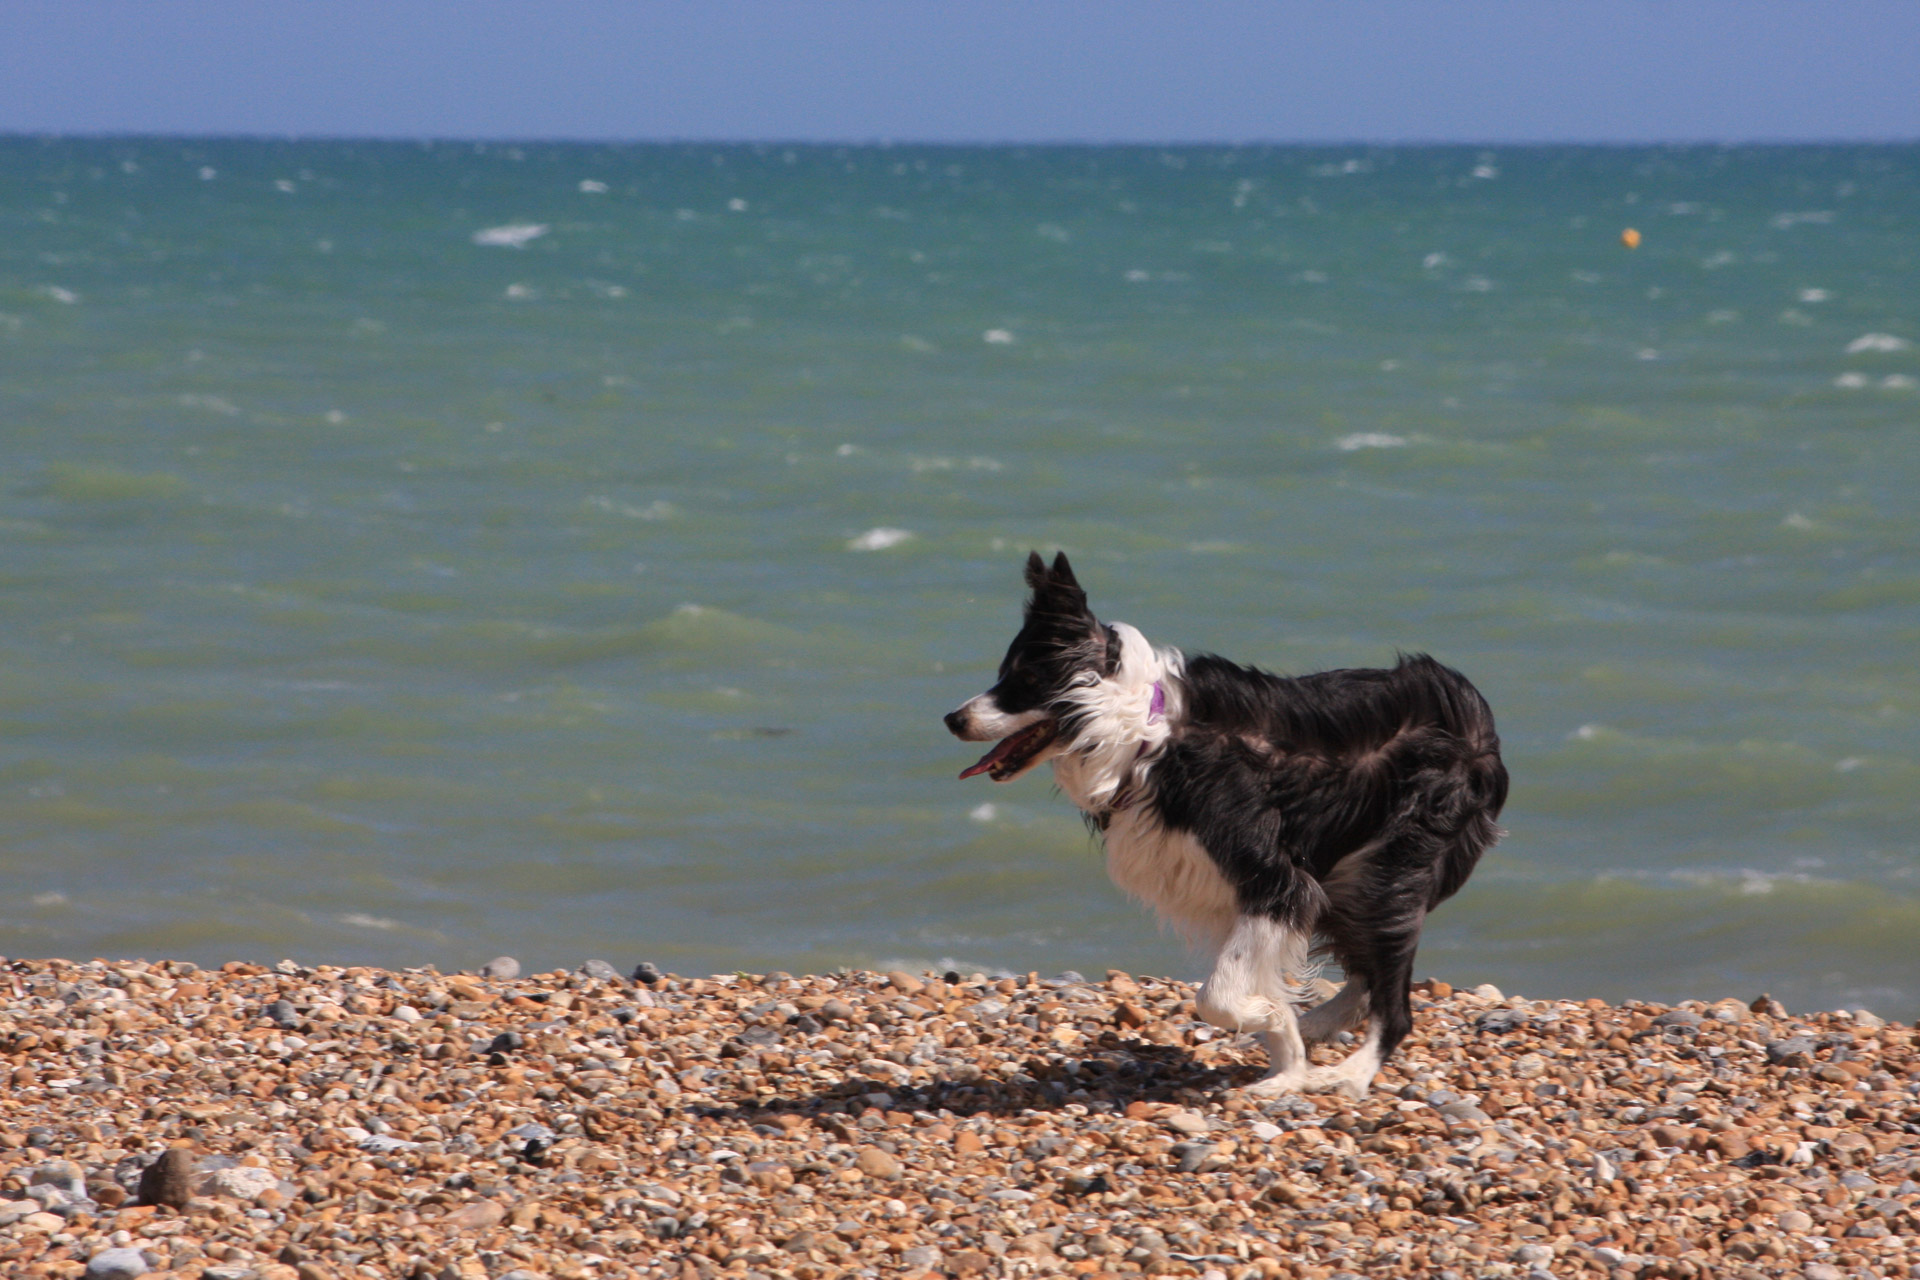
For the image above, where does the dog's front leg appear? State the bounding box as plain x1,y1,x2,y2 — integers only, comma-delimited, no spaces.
1194,913,1312,1096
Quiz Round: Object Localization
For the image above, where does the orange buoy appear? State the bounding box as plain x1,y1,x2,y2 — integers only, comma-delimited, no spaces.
1621,227,1641,250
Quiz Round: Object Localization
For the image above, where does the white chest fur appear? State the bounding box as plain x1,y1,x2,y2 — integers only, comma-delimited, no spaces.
1040,623,1234,949
1096,808,1237,951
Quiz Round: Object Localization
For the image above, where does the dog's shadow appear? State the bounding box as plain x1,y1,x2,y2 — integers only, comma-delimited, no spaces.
693,1036,1267,1129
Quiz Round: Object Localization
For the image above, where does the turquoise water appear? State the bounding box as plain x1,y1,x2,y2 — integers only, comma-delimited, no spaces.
2,139,1916,1018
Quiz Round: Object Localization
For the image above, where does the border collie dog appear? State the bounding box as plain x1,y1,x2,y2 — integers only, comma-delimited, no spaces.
945,552,1508,1098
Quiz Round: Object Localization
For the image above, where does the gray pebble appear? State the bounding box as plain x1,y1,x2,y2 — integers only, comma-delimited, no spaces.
632,961,662,984
1437,1101,1492,1125
1170,1141,1215,1173
84,1248,150,1280
488,1030,526,1054
479,956,521,980
265,999,301,1029
29,1160,85,1194
25,1182,89,1212
1652,1009,1703,1027
1767,1036,1817,1065
579,958,622,983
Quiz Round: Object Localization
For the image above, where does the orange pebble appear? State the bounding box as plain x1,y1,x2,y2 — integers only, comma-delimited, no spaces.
1621,227,1642,250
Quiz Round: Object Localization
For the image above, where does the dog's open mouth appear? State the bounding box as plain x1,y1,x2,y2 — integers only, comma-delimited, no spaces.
958,718,1059,781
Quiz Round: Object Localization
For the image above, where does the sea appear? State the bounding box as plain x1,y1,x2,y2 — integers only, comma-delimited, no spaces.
2,138,1916,1020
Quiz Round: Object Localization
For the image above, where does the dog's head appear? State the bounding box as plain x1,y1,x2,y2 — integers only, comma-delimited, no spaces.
944,551,1118,781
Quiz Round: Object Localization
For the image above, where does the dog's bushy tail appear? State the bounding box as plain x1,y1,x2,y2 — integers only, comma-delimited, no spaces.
1394,653,1508,908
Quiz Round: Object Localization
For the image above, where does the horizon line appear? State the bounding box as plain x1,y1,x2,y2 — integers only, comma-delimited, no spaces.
7,129,1920,150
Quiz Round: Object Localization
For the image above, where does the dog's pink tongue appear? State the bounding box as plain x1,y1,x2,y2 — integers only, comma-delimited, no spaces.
959,736,1020,780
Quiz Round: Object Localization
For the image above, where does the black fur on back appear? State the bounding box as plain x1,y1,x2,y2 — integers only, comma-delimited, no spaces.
1148,650,1508,1065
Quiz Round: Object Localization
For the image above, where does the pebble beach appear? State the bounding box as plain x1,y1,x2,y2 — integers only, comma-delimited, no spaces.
1,957,1915,1280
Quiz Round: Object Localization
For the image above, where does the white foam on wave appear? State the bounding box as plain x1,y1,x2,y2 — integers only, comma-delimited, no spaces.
339,912,401,930
471,223,549,248
42,286,78,305
578,180,608,194
1798,288,1830,303
1670,868,1822,897
1833,372,1870,389
982,329,1015,345
909,456,1002,473
848,527,913,551
1769,211,1834,230
1335,432,1407,451
586,496,676,521
1845,332,1909,354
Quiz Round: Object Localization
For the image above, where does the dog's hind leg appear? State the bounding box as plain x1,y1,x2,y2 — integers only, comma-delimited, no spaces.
1302,918,1421,1100
1194,913,1313,1095
1296,975,1369,1045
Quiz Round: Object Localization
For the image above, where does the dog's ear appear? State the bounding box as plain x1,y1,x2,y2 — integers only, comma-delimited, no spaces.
1024,550,1049,592
1025,549,1091,620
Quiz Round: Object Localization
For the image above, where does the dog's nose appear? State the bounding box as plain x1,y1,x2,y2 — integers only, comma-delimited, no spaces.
943,709,969,737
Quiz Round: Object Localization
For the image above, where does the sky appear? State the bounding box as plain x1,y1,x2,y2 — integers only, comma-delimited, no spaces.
2,1,1917,145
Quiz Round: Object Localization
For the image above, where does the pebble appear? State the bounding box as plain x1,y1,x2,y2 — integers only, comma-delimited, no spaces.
478,955,521,980
83,1247,150,1279
133,1146,193,1210
444,1198,506,1230
0,956,1910,1280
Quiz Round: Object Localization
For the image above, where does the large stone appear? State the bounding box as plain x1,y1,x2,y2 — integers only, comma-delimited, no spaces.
203,1165,278,1201
85,1251,151,1280
1163,1110,1210,1136
855,1146,901,1179
445,1198,506,1230
136,1148,194,1210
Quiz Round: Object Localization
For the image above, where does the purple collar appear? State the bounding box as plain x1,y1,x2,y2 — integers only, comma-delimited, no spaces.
1112,681,1167,815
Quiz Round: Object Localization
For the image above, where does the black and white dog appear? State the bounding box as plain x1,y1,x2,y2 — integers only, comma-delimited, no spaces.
945,552,1507,1098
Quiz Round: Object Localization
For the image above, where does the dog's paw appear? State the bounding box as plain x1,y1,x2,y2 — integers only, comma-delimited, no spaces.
1300,1065,1372,1100
1240,1070,1308,1099
1194,989,1280,1035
